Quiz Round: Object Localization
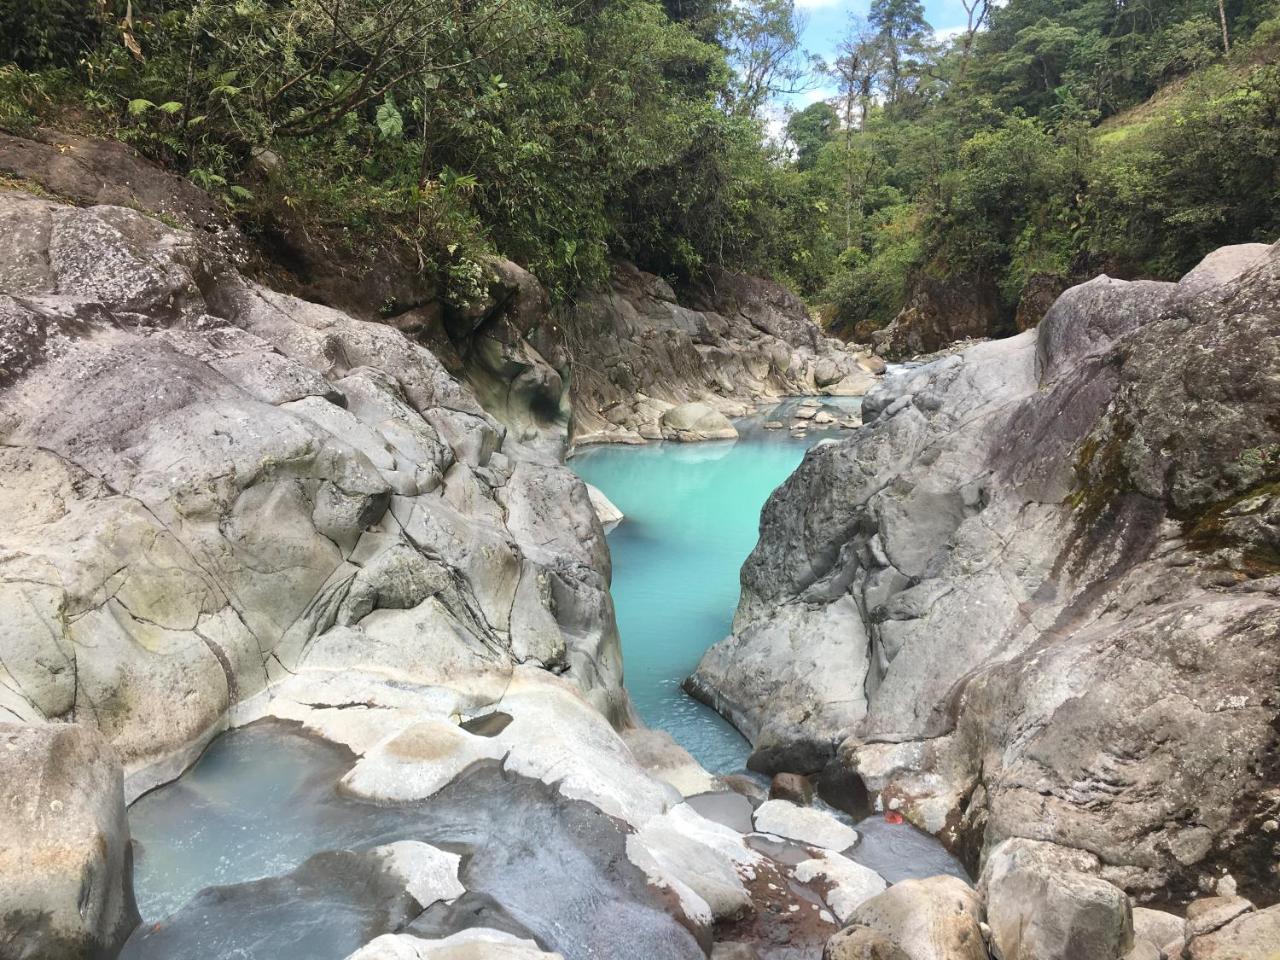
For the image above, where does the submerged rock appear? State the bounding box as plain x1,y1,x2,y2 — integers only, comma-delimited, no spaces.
346,929,562,959
752,799,859,851
584,481,624,526
660,401,739,442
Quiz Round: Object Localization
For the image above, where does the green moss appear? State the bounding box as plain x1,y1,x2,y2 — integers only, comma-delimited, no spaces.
1183,479,1280,578
1067,420,1135,524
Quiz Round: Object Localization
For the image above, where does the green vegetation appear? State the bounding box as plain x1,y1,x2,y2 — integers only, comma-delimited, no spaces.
791,0,1280,336
0,0,811,302
1,0,1277,328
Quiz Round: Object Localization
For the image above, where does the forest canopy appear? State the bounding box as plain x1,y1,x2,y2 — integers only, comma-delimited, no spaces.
1,0,1278,329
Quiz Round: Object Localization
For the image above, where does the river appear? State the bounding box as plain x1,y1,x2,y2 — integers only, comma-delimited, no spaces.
570,396,866,772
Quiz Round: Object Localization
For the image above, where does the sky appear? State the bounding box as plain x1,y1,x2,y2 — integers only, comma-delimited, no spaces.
778,0,973,114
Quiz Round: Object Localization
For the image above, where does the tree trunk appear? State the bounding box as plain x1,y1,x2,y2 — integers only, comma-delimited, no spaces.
1218,0,1231,53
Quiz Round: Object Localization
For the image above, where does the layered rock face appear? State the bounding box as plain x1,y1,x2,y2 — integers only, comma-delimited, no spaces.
0,190,628,795
554,263,878,445
419,258,879,454
692,241,1280,903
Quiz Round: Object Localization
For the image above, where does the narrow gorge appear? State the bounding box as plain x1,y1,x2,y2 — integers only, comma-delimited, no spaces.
1,103,1278,960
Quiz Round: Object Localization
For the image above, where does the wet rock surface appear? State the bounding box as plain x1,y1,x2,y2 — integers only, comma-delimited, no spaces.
693,239,1280,910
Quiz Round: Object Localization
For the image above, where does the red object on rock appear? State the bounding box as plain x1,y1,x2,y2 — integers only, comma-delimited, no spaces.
884,811,904,825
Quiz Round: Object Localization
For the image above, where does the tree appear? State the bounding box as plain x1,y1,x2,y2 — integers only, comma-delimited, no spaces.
722,0,817,118
958,0,992,74
786,101,838,170
868,0,931,107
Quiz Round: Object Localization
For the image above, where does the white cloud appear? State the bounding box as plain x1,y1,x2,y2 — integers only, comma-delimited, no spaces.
934,24,967,44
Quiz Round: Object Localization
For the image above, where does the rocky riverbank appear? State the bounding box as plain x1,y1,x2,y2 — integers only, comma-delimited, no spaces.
0,182,889,960
690,241,1280,953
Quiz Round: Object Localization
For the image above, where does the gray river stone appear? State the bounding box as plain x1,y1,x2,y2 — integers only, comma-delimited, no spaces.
691,239,1280,908
0,722,139,960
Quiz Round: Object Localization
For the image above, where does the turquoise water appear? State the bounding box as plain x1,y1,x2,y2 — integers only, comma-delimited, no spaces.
572,398,863,773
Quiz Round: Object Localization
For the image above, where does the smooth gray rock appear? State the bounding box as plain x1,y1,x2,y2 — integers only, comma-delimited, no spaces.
0,722,139,960
660,401,739,441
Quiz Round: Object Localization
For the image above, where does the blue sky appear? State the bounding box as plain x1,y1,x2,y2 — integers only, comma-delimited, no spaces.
798,0,970,64
779,0,973,114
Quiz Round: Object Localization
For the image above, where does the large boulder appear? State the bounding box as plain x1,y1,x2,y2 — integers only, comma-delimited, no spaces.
691,238,1280,903
0,722,139,959
660,402,739,442
979,838,1133,960
839,875,987,960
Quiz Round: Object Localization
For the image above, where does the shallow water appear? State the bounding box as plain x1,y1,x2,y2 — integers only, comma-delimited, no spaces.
572,397,864,772
127,722,702,960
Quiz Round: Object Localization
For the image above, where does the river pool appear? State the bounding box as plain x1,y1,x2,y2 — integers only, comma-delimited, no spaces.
570,396,864,772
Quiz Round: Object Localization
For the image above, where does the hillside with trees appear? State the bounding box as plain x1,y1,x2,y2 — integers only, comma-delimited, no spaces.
784,0,1280,343
1,0,1277,342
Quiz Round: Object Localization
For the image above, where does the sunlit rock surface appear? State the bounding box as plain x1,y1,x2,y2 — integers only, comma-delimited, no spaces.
693,240,1280,905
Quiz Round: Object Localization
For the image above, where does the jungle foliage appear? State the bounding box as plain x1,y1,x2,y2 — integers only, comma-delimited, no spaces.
1,0,1278,328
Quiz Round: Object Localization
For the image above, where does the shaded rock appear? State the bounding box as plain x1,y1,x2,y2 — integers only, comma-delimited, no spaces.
979,838,1133,960
0,722,139,960
660,402,739,442
770,772,816,805
869,274,1002,360
1014,272,1070,332
753,800,858,850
